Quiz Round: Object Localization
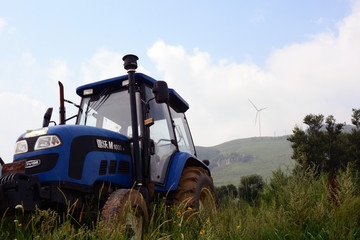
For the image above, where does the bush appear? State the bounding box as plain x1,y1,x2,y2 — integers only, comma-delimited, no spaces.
216,184,238,204
238,174,264,203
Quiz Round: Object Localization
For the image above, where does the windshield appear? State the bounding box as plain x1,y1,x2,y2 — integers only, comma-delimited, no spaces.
77,88,133,137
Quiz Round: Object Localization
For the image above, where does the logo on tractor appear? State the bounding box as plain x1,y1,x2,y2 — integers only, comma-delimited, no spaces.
96,139,124,151
25,159,41,168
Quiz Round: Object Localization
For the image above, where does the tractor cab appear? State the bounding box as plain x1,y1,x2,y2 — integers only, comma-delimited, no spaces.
75,71,197,186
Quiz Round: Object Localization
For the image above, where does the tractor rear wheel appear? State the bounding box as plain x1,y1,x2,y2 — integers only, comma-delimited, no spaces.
174,166,217,213
100,189,148,239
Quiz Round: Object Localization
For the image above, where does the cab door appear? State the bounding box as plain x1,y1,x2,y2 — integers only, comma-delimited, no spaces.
145,87,177,185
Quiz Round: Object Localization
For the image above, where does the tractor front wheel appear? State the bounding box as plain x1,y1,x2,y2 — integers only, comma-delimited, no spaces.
174,166,218,213
100,189,148,239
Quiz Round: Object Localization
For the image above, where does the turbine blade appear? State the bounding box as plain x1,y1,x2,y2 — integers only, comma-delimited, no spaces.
248,99,259,111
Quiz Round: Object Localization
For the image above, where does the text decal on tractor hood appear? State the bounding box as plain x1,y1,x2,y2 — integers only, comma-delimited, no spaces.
96,139,125,151
25,159,41,168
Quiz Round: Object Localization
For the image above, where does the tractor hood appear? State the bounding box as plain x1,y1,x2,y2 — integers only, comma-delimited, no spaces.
11,124,132,185
14,125,130,161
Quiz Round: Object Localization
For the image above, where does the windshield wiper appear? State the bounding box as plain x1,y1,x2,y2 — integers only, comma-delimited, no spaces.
84,87,114,125
89,87,114,112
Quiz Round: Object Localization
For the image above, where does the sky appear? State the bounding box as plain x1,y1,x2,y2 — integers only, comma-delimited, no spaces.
0,0,359,162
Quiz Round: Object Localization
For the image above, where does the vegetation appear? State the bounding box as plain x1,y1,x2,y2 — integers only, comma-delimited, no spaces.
288,108,360,174
1,166,360,239
238,174,265,203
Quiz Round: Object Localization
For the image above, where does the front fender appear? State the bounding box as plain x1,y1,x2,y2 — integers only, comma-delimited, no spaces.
154,152,209,192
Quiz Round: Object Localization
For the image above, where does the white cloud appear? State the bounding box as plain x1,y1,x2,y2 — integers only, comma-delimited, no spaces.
251,9,265,24
0,92,47,163
20,52,37,66
147,1,360,146
46,59,72,93
148,40,272,146
316,17,324,24
81,48,150,84
0,18,5,29
267,0,360,120
81,48,126,84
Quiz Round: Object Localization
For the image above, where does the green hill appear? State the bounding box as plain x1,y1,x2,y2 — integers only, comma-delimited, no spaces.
196,136,294,186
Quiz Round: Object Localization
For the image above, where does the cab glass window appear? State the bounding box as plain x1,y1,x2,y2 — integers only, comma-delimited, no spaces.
78,89,133,137
170,107,196,155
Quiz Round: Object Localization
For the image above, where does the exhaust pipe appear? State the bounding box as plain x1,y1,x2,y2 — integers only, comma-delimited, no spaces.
58,81,66,125
123,54,142,186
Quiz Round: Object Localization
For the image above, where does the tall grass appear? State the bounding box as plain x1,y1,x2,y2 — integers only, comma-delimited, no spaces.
1,167,360,239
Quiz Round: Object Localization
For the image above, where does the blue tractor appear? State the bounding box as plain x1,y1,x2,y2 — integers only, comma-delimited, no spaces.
0,55,216,232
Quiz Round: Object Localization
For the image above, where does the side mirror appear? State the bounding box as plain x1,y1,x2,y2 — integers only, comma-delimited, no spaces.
202,159,210,166
152,81,169,104
42,107,53,127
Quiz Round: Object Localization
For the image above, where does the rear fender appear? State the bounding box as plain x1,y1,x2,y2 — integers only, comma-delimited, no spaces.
154,152,209,192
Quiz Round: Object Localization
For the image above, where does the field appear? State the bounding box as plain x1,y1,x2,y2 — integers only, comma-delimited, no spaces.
1,167,359,239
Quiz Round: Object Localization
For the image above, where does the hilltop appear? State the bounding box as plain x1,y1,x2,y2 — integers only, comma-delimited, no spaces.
196,136,294,186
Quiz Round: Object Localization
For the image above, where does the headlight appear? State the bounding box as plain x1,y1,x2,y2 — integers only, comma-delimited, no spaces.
34,135,62,150
14,140,28,155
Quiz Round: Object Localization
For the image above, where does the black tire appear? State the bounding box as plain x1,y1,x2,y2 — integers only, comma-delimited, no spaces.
100,189,148,239
174,166,218,213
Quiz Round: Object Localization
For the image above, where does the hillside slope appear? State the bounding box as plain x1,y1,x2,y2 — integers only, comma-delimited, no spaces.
196,136,294,186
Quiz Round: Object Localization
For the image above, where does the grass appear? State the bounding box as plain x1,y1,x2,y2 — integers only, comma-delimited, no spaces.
1,167,360,239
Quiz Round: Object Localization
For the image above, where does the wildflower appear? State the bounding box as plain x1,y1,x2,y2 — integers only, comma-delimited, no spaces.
173,220,176,224
15,205,23,210
162,196,166,200
14,219,18,223
187,207,192,210
177,211,181,215
237,225,241,229
200,229,205,235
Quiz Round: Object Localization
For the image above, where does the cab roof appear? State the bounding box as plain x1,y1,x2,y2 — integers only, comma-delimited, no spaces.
76,73,189,113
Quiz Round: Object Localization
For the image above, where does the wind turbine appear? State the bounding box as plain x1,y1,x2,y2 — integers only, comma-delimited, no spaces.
249,99,268,137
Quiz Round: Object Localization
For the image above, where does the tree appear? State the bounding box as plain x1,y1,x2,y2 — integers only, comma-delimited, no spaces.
288,113,348,174
324,115,346,171
288,114,327,172
238,174,264,203
348,108,360,168
351,108,360,130
304,114,324,136
216,184,238,203
287,125,310,169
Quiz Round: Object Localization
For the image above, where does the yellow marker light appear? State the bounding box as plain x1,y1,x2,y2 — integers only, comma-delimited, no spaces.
144,118,154,127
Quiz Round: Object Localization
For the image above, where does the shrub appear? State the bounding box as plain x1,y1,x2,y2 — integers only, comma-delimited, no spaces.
238,174,264,203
